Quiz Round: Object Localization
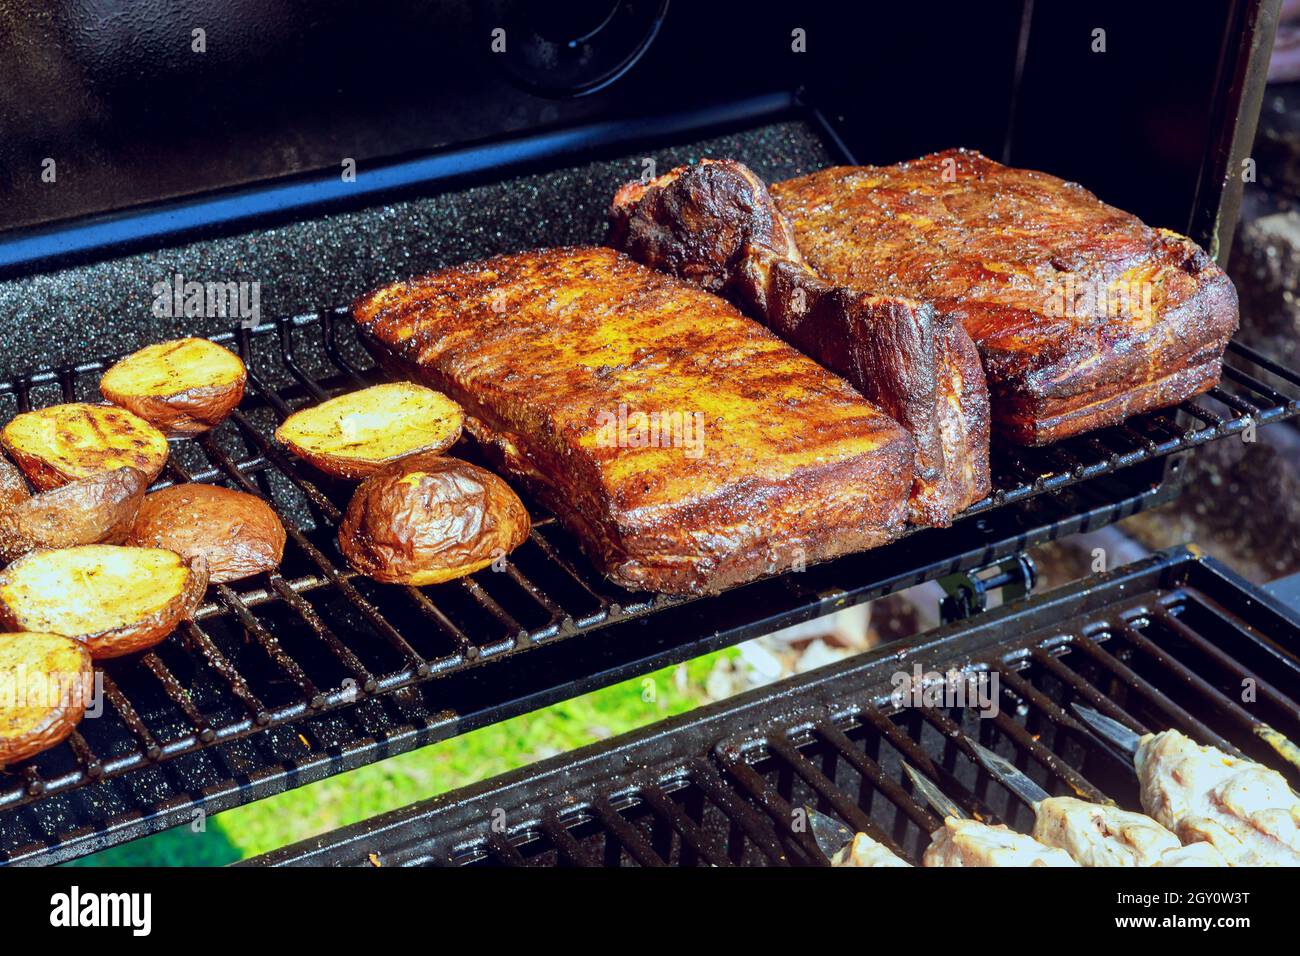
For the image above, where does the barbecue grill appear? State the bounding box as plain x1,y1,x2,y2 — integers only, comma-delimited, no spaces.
244,547,1300,867
0,0,1294,867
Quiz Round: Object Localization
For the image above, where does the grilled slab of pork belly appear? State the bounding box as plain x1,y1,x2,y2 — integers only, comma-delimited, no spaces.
354,246,913,595
1135,730,1300,866
610,159,990,527
771,149,1239,445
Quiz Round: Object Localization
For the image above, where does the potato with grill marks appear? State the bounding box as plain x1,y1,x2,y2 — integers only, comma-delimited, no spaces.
1,403,169,490
100,337,247,436
276,382,464,480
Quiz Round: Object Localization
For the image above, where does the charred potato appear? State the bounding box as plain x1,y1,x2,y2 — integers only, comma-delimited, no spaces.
275,382,464,479
339,454,530,585
0,545,208,659
0,467,148,562
100,337,247,436
1,403,169,490
0,631,94,767
128,483,285,583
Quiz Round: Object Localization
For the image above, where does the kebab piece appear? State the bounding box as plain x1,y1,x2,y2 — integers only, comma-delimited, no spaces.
972,741,1227,866
609,159,989,528
903,764,1078,867
1074,705,1300,866
805,805,911,867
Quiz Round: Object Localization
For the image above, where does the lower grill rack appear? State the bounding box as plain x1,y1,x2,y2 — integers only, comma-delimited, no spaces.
1,304,1297,864
246,548,1300,866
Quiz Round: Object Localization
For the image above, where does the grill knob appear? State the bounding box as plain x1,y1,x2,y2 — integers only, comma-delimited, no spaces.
480,0,669,98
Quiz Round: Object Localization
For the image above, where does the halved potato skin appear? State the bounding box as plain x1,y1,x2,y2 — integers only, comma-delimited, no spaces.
275,382,464,479
339,454,530,585
128,483,285,583
0,545,209,660
100,338,247,436
1,403,170,490
0,454,31,510
0,467,148,562
0,631,94,767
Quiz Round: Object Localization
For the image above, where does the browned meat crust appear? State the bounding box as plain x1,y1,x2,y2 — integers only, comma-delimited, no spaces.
609,159,990,526
353,246,913,595
771,149,1239,445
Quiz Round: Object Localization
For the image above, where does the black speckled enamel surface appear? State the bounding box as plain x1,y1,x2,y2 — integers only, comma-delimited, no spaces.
0,121,832,376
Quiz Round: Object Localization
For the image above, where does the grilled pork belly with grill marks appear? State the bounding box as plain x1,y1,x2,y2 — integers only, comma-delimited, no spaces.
770,149,1239,446
1030,796,1225,866
922,817,1078,867
354,247,914,595
609,159,989,528
1135,730,1300,866
831,832,912,867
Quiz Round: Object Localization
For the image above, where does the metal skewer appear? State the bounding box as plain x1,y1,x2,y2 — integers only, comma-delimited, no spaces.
969,740,1050,809
901,763,968,820
1070,703,1142,758
802,804,858,863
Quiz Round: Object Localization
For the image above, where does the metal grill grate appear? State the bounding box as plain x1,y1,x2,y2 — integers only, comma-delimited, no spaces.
247,548,1300,866
1,311,1297,864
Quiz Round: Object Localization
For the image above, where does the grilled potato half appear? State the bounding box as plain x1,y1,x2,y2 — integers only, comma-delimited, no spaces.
1,403,169,490
339,454,530,585
0,631,94,767
0,466,149,562
276,382,464,479
128,483,286,583
100,337,247,436
0,545,208,659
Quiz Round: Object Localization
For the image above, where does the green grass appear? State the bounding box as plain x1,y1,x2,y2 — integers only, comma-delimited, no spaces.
68,648,733,866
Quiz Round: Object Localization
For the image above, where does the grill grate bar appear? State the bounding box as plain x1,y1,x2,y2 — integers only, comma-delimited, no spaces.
1029,646,1149,734
638,782,732,867
177,619,270,723
1068,632,1238,754
767,731,908,859
1112,620,1300,772
589,796,667,867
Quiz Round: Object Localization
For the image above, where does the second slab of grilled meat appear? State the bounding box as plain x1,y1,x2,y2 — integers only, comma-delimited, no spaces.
354,247,913,595
609,159,990,527
1135,729,1300,866
772,149,1239,445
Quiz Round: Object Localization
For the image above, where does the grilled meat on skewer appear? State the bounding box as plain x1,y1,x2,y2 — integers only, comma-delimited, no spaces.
1135,730,1300,866
1032,796,1225,866
901,763,1078,867
923,818,1078,867
973,741,1227,866
832,832,912,868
